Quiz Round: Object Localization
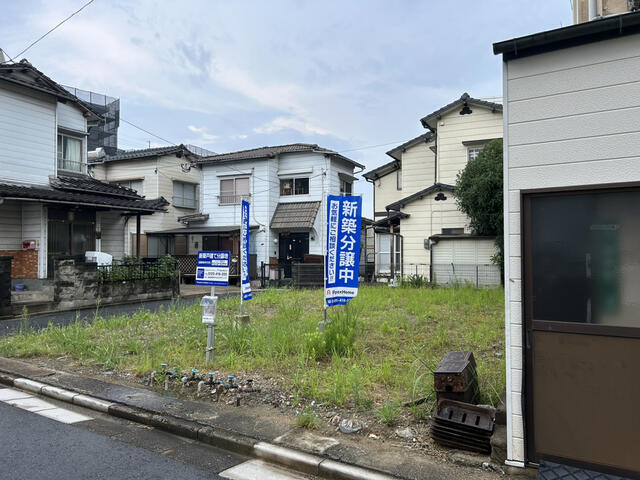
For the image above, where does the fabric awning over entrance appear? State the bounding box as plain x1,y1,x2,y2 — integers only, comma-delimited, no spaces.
270,201,321,231
146,225,260,235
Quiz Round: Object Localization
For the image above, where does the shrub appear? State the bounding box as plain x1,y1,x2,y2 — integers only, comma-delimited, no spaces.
400,274,431,288
324,305,359,357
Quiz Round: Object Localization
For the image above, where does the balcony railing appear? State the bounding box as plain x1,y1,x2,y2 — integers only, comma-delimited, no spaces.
57,157,86,174
218,194,251,205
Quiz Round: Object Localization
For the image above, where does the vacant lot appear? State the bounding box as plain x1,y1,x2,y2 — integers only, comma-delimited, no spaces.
0,285,505,420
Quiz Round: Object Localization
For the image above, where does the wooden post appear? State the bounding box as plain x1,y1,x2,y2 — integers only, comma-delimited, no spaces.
390,224,395,283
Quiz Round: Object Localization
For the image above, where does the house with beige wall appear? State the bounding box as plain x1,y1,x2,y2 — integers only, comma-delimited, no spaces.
363,93,502,285
90,145,202,257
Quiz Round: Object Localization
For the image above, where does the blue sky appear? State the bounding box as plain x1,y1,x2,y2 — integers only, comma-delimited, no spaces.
1,1,572,214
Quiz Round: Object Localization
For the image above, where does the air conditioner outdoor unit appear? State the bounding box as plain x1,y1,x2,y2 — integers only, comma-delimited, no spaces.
85,251,113,266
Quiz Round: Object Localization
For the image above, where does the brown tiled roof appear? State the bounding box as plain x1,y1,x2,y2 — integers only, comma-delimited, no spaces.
197,144,364,169
270,201,321,230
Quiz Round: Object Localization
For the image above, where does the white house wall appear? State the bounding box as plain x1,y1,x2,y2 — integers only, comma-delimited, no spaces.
374,171,400,215
56,101,86,133
99,210,126,261
436,107,503,185
401,141,436,195
503,32,640,466
0,82,56,186
0,200,22,249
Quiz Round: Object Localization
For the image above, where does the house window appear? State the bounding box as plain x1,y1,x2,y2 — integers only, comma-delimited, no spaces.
442,227,464,235
280,178,309,196
340,179,352,195
57,134,83,172
219,177,250,205
173,181,197,209
113,179,144,196
396,169,402,190
467,146,483,162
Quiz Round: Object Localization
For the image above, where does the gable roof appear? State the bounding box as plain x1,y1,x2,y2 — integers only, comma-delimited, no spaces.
386,132,433,161
386,183,455,211
362,159,399,181
494,10,640,61
197,143,364,169
420,93,502,131
0,60,99,120
99,144,196,163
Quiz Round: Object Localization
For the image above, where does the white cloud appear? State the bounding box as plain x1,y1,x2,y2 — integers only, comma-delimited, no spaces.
186,125,218,146
253,116,330,136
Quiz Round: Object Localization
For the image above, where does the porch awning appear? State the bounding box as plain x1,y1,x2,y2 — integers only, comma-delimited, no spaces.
270,201,320,231
146,225,260,236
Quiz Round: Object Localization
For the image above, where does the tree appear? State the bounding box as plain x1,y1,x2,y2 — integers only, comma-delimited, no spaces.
454,139,504,269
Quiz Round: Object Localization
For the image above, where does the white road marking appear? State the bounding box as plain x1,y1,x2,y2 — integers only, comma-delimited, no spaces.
0,387,92,424
220,459,315,480
0,387,32,401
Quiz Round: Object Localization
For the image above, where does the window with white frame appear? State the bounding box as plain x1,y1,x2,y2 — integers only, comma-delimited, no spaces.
467,146,484,162
173,181,197,209
280,177,309,196
219,177,250,205
57,134,83,172
113,179,144,196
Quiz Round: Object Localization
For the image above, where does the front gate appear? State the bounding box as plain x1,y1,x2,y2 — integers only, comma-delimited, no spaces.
522,186,640,478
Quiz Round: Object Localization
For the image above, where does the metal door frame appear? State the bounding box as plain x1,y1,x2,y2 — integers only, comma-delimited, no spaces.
521,182,640,478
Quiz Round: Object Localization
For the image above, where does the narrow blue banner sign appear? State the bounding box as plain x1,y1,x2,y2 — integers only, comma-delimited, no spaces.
196,251,230,286
325,195,362,307
241,199,252,301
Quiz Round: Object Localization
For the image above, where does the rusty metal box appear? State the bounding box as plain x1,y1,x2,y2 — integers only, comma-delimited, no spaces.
434,350,478,403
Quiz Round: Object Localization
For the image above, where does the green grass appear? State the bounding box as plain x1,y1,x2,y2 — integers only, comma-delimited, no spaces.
0,285,505,411
294,406,323,430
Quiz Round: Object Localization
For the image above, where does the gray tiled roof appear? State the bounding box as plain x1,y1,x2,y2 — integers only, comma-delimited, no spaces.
386,183,455,211
0,60,99,120
386,132,433,161
197,144,364,169
270,201,321,230
362,159,399,181
420,93,502,130
51,174,142,199
101,144,195,163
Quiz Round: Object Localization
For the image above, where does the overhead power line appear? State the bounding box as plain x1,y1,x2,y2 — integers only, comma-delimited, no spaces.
12,0,96,60
120,118,176,146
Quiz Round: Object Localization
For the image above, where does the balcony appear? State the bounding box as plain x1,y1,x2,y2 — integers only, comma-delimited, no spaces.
57,157,86,174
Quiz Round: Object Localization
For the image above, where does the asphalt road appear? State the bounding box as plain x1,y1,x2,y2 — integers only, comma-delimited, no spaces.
0,399,232,479
0,387,318,480
0,297,201,337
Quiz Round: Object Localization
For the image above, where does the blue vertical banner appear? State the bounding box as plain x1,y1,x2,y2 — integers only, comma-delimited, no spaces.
325,195,362,307
241,199,252,301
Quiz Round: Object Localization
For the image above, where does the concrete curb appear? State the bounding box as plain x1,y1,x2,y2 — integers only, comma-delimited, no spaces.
0,372,398,480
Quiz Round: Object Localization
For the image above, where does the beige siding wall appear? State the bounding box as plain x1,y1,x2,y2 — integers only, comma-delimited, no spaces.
503,33,640,465
92,154,200,255
401,191,471,269
374,171,401,215
400,141,436,195
436,107,503,186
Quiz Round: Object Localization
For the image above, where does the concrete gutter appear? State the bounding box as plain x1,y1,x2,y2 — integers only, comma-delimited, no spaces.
0,371,397,480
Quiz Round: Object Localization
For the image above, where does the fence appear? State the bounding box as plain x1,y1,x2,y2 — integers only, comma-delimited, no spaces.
96,257,179,283
431,263,501,287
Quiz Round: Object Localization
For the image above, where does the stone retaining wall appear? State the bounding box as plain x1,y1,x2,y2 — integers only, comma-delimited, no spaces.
54,259,179,311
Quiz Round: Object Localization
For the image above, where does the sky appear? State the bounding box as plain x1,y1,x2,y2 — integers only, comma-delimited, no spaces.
0,1,572,215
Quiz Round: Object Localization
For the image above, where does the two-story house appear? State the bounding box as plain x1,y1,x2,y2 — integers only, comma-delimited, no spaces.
172,144,363,277
363,93,503,285
89,145,202,258
0,59,167,281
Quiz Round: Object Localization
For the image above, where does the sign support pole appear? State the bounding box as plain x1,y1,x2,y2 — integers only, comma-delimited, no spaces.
320,169,327,333
206,285,215,363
